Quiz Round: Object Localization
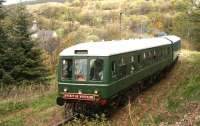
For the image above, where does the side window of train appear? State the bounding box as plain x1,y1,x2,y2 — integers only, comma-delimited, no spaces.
162,48,164,57
143,52,146,60
111,61,117,78
149,51,152,59
162,48,165,57
163,48,166,56
153,49,156,59
130,56,134,63
137,54,142,69
158,49,161,58
165,48,168,56
160,48,163,57
119,57,127,78
130,56,135,74
168,47,170,54
120,57,125,66
138,55,141,63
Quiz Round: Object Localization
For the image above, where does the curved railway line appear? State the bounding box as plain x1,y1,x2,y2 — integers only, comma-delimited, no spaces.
53,113,78,126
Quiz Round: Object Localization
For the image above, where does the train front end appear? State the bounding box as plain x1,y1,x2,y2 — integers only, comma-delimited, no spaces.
56,49,110,107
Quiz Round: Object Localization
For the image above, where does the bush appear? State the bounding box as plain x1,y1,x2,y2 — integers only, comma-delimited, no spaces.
2,73,14,85
86,35,100,42
129,15,150,33
38,5,67,19
129,0,154,15
101,1,120,10
102,23,121,41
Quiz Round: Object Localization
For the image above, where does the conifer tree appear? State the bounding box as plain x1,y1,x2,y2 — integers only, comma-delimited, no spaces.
12,5,49,84
0,0,10,84
0,4,49,85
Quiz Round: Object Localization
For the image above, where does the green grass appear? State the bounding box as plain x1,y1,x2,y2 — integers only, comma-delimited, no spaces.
31,92,57,110
166,52,200,107
138,50,200,125
0,92,56,117
0,117,25,126
196,120,200,126
0,91,57,126
0,101,29,116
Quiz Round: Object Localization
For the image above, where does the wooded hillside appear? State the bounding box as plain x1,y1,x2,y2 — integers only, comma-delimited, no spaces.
24,0,200,70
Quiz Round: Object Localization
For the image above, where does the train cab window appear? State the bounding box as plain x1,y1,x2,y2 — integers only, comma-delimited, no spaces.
89,59,103,81
61,59,73,80
75,59,87,81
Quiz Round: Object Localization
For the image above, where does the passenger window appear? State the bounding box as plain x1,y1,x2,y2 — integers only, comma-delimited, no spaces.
120,57,125,66
143,53,146,59
130,56,134,63
161,49,163,57
75,59,87,81
168,47,170,54
153,50,157,59
149,51,151,58
62,59,73,80
111,61,117,78
166,48,168,55
89,59,103,81
165,48,167,56
138,55,141,63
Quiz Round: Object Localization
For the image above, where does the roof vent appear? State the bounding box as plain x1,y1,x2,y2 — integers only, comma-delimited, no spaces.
74,50,88,54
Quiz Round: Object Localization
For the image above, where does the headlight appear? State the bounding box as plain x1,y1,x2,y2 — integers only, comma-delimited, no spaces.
78,90,82,94
64,88,67,92
94,90,98,94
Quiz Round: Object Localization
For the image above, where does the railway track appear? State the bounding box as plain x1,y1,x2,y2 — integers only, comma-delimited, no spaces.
53,113,78,126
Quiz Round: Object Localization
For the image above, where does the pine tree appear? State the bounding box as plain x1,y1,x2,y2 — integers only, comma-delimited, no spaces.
0,0,10,84
0,4,49,85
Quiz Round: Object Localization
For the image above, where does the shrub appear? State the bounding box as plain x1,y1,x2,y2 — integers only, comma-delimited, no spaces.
86,35,100,42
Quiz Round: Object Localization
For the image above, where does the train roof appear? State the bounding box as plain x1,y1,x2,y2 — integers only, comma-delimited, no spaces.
163,35,181,43
60,35,180,57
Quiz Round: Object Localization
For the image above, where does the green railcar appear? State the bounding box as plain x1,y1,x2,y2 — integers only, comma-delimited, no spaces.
57,35,181,111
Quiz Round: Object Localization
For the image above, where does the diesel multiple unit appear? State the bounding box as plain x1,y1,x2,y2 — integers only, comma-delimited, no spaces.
56,35,181,114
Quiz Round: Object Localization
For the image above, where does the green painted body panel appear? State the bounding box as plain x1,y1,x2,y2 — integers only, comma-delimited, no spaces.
105,57,171,99
58,45,174,100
